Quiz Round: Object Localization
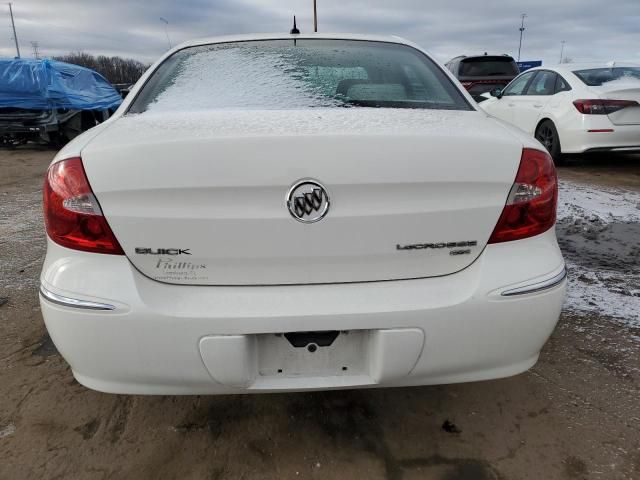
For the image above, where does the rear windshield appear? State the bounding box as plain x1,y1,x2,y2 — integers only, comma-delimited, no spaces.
573,67,640,86
459,57,519,77
129,39,471,113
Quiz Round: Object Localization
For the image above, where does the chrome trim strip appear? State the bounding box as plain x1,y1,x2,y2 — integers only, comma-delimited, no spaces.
39,284,116,311
501,267,567,297
611,148,640,152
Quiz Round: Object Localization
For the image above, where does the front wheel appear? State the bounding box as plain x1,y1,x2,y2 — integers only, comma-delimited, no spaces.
535,120,563,164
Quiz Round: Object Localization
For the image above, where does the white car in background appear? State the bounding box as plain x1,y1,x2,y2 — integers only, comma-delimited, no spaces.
39,33,565,395
480,63,640,162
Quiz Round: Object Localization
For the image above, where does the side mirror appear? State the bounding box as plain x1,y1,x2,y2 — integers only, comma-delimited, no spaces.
490,88,503,99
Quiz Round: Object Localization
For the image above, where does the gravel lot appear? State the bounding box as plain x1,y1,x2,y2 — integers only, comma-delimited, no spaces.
1,148,639,480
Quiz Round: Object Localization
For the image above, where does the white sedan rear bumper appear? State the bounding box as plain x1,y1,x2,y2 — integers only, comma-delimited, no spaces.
40,230,566,395
560,117,640,154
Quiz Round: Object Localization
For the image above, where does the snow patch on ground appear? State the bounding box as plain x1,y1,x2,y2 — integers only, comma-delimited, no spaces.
565,266,640,327
558,180,640,327
558,181,640,222
0,423,16,438
0,189,45,291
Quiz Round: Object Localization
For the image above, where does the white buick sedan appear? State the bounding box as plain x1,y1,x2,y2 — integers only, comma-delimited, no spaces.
40,34,566,395
481,63,640,161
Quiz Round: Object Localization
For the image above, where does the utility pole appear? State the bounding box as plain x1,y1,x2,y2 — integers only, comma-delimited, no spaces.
31,41,40,59
159,17,171,50
313,0,318,32
517,13,527,62
559,40,566,63
8,3,20,58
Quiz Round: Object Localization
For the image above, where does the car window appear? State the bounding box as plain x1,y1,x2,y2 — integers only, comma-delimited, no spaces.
555,75,571,93
303,66,369,98
459,57,519,77
573,67,640,86
129,39,472,113
502,71,536,96
525,71,557,95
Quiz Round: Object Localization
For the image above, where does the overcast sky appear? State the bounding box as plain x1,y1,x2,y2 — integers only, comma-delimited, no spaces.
1,0,638,66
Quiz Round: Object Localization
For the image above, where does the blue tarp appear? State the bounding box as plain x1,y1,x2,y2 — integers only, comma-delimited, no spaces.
0,58,122,110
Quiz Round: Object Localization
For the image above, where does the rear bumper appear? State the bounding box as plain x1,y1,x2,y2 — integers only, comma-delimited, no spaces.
40,230,566,394
560,119,640,154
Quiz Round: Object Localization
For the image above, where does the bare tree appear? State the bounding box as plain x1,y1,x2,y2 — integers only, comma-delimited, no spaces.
53,52,149,84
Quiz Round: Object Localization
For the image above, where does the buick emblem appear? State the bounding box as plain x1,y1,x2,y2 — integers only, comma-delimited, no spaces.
286,179,330,223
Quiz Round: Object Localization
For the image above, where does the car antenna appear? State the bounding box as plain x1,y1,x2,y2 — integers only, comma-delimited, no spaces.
290,15,300,34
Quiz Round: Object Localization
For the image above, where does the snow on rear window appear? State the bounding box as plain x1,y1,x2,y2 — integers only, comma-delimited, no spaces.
148,45,342,110
129,39,471,113
573,67,640,87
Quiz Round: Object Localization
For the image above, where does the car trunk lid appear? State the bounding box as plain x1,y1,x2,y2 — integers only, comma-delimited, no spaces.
592,81,640,125
81,109,522,286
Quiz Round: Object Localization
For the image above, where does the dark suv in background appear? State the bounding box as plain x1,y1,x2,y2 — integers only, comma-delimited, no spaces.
446,54,520,102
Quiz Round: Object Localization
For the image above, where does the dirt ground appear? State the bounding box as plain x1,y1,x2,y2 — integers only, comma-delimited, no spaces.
0,148,639,480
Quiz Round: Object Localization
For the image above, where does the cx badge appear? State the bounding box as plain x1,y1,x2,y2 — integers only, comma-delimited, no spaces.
286,179,330,223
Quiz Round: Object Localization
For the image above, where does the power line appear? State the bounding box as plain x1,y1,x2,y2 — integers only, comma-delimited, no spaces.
159,17,171,50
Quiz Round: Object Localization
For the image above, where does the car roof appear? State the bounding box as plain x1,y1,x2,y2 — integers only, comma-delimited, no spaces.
173,32,419,51
526,62,640,75
446,54,515,63
461,54,514,60
562,62,640,70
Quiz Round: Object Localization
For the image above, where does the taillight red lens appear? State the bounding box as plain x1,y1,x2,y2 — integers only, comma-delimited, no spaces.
573,99,639,115
461,81,474,89
488,148,557,244
43,157,124,255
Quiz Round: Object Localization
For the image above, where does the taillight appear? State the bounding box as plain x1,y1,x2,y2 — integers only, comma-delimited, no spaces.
488,149,557,244
573,99,639,115
461,81,474,89
43,157,124,255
